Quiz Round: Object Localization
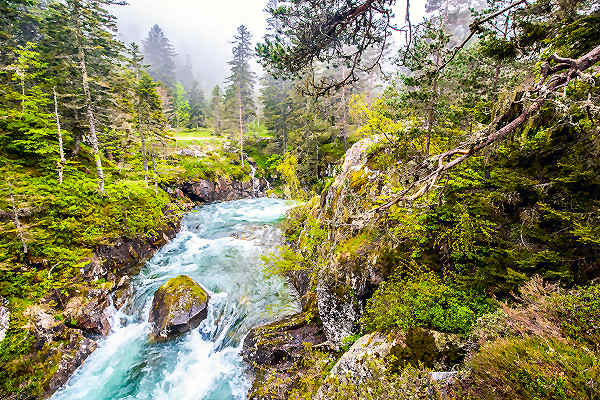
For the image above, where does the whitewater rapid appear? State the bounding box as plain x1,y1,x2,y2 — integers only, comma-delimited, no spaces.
51,198,300,400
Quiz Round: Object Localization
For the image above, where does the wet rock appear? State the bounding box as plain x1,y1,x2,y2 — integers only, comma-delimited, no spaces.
148,275,209,342
45,330,97,396
243,311,326,399
0,297,9,343
176,176,269,204
113,275,132,310
242,311,325,367
63,291,112,336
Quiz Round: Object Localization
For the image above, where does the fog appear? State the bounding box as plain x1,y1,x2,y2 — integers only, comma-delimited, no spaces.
113,0,268,91
112,1,425,92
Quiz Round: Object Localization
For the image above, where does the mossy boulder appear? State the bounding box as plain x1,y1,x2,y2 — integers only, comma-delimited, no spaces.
148,275,209,342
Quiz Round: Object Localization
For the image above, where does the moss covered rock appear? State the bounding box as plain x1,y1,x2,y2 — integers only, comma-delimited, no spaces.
148,275,209,342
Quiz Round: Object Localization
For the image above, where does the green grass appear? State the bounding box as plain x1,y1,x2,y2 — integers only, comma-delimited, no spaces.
171,128,215,138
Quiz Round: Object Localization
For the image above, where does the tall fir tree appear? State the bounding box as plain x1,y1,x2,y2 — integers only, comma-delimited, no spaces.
260,74,295,155
225,25,255,166
209,84,224,135
142,24,177,90
187,80,206,129
177,54,195,90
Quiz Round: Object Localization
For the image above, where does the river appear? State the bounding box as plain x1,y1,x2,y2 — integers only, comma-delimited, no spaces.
51,198,300,400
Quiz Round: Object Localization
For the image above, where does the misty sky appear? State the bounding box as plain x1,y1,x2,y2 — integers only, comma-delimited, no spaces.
113,1,425,92
113,0,268,91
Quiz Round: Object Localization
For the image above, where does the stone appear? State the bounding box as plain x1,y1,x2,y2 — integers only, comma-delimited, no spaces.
316,329,467,399
242,311,325,367
24,305,66,346
316,331,403,399
148,275,209,342
45,330,97,396
63,291,112,336
316,276,360,347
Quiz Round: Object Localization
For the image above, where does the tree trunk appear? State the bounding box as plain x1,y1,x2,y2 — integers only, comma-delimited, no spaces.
150,131,159,194
53,86,66,184
20,72,25,116
426,50,441,156
75,14,105,193
341,85,348,149
238,85,244,167
138,110,149,186
283,106,288,155
9,184,27,256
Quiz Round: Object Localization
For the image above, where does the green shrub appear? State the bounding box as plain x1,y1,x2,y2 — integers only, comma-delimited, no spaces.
361,271,495,334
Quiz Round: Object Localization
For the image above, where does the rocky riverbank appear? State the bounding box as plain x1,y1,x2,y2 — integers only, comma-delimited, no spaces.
0,175,269,400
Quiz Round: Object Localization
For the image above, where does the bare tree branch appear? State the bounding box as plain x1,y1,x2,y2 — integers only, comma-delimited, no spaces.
373,44,600,211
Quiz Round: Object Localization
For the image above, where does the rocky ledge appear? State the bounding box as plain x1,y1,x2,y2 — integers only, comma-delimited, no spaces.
167,176,269,204
148,275,209,342
242,311,326,398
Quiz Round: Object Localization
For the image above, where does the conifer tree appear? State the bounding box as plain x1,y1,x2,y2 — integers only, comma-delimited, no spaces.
209,84,224,135
225,25,256,166
178,54,195,90
260,74,295,155
143,24,177,89
187,80,206,129
172,82,190,128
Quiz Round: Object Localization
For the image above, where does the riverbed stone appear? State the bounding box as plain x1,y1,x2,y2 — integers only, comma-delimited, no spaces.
148,275,209,342
63,291,112,336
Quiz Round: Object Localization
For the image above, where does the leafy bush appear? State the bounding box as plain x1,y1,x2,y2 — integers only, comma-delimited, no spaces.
362,271,494,334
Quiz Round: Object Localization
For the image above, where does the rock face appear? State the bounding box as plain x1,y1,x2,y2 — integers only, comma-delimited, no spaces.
315,330,402,399
316,328,467,399
242,311,325,367
315,135,385,346
148,275,209,341
242,311,326,398
63,292,111,336
22,304,98,397
173,176,269,204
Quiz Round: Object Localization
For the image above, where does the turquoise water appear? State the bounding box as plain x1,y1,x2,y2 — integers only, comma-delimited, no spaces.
51,198,300,400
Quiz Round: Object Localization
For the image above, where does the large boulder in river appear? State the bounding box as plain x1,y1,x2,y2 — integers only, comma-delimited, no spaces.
148,275,209,342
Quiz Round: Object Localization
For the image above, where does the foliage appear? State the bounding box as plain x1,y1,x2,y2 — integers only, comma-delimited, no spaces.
276,153,304,200
464,336,600,400
362,270,495,334
559,284,600,349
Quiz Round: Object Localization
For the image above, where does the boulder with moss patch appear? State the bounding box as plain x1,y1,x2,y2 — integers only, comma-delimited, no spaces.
148,275,209,342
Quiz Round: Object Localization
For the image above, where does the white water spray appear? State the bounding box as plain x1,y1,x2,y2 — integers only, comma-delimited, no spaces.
51,198,299,400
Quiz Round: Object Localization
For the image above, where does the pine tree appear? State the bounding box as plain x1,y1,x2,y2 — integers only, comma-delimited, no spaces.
260,74,294,155
209,84,224,135
172,82,190,128
143,24,177,89
225,25,256,166
187,80,206,129
41,0,126,193
178,54,195,90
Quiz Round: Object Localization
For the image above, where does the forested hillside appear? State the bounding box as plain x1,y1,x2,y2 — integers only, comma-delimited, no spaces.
245,0,600,398
1,0,600,399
